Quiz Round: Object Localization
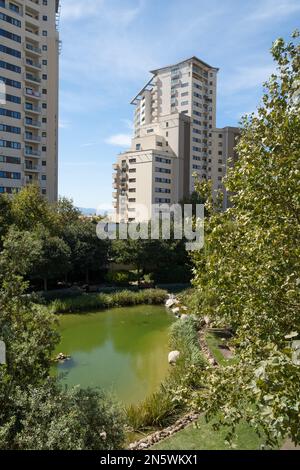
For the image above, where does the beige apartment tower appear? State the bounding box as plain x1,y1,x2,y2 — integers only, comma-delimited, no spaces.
113,57,240,222
0,0,60,201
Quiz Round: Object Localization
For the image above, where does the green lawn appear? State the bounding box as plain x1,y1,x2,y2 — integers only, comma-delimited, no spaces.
152,415,269,450
205,332,235,366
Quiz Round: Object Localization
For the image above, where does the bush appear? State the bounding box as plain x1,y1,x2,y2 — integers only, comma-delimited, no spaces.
0,377,125,450
49,289,168,314
170,317,206,369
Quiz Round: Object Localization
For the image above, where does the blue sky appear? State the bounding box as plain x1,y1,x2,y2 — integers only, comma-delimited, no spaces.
58,0,300,209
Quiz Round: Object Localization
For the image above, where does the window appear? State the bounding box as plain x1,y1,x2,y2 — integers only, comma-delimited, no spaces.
0,155,20,165
193,119,201,125
181,100,189,106
193,137,201,143
42,161,47,166
193,128,201,134
146,128,153,133
43,16,48,21
128,188,136,193
42,175,47,180
155,167,171,174
128,168,136,173
0,140,21,149
0,44,21,58
155,198,171,204
0,28,21,43
155,187,171,194
5,94,21,104
181,82,189,87
42,30,48,36
42,74,47,80
192,146,201,152
9,3,20,14
42,132,47,138
218,151,222,156
0,60,21,73
42,117,47,123
193,156,201,161
0,76,21,88
129,178,136,183
42,45,47,51
155,177,171,184
136,144,141,151
0,108,21,119
128,198,136,203
0,171,21,179
42,189,47,195
129,158,136,163
192,164,201,170
166,122,169,128
0,12,21,27
0,124,21,134
42,60,47,65
42,103,47,109
42,146,47,152
181,91,188,97
43,0,48,5
42,89,47,94
218,134,223,138
155,157,171,164
193,110,201,117
157,141,163,147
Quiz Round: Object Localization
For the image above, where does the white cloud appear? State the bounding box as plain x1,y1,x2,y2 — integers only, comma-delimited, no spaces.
220,64,275,95
249,0,300,21
105,133,132,147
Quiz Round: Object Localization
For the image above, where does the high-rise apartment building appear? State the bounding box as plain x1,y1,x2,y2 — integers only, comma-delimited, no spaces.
0,0,60,201
113,57,240,222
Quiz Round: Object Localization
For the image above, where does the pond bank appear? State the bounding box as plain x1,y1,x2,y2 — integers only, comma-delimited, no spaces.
50,289,168,314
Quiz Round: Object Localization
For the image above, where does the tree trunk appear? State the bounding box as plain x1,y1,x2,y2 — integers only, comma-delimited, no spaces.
43,277,48,291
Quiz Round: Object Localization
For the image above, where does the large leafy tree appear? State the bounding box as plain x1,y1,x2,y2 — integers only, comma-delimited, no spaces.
190,32,300,446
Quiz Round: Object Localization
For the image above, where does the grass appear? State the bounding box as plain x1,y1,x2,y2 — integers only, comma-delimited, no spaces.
205,331,235,366
126,317,206,433
152,414,271,450
49,289,168,314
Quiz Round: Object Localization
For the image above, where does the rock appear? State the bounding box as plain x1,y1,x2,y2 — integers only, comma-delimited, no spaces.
180,314,189,321
181,306,188,311
100,431,107,440
56,352,70,362
204,315,210,325
165,298,176,308
172,307,180,315
168,350,180,364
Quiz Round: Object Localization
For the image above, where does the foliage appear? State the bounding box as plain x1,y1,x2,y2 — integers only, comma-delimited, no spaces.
0,245,125,450
50,289,168,313
126,316,206,431
189,32,300,446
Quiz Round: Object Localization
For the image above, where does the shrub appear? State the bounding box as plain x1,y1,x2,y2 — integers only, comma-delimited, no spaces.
49,289,168,314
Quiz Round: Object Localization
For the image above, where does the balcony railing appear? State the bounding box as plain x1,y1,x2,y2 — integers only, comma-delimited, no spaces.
24,148,41,157
25,58,41,69
25,163,39,171
25,133,41,142
24,117,41,128
24,103,41,113
25,43,41,54
25,73,41,84
24,88,41,98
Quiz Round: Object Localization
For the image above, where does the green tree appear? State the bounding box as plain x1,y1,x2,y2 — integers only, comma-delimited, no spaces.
190,32,300,446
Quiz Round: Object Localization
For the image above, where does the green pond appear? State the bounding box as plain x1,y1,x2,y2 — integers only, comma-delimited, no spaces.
55,305,174,405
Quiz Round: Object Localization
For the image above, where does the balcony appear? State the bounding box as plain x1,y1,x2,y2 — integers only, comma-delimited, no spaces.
25,176,39,185
24,117,41,128
24,88,41,100
24,73,41,84
112,192,118,199
24,103,41,114
24,148,41,157
24,58,41,70
24,162,40,172
24,132,41,143
25,43,41,55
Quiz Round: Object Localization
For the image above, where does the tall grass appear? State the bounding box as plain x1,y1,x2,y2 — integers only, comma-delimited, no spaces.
126,317,206,432
50,289,168,314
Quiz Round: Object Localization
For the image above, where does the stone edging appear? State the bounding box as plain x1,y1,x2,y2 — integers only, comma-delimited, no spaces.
128,412,200,450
